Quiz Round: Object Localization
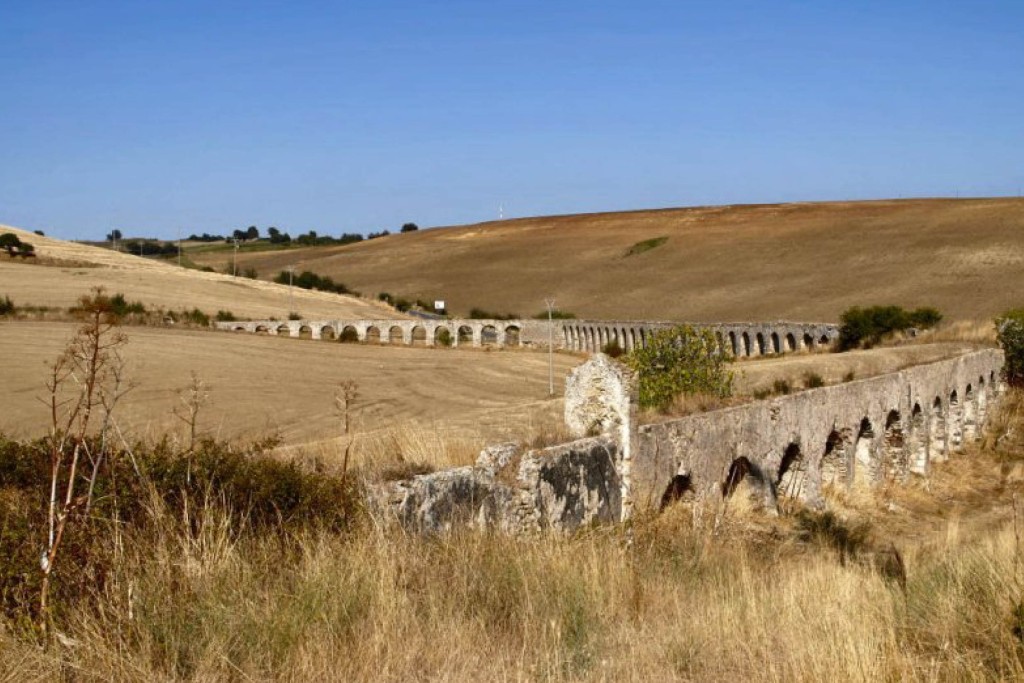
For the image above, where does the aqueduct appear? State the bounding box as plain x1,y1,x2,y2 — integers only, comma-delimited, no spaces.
376,349,1006,533
217,317,840,357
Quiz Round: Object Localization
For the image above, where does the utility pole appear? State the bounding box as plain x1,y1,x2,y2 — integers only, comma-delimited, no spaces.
287,265,295,312
177,230,182,267
545,297,556,397
232,238,239,276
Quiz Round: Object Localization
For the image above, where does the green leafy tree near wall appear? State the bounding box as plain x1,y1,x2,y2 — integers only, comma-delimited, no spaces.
625,325,733,410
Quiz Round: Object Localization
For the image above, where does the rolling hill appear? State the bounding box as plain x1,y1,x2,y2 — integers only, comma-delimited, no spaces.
0,224,397,320
187,197,1024,323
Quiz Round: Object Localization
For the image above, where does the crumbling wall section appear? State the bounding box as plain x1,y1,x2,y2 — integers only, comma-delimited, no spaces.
564,353,637,520
372,437,621,533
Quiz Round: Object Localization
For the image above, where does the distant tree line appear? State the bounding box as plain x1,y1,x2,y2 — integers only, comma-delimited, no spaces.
182,221,420,245
273,270,356,296
121,240,179,257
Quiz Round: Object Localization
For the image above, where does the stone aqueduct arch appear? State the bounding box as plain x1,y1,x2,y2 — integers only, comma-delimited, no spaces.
225,318,532,348
221,317,840,355
634,349,1005,512
558,319,839,357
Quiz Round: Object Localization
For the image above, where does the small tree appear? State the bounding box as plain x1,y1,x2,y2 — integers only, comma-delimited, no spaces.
0,232,21,257
400,222,419,233
174,372,210,477
997,310,1024,386
39,288,129,632
625,325,733,410
105,229,122,242
0,294,14,315
246,225,259,240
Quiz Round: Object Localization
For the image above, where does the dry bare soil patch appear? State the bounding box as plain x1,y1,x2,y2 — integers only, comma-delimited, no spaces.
190,197,1024,322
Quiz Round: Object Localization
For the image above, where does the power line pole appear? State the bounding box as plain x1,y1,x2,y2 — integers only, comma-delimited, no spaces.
232,238,239,276
545,297,556,397
287,265,295,312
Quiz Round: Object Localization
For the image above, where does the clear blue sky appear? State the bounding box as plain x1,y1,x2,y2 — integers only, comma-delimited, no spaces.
2,1,1022,240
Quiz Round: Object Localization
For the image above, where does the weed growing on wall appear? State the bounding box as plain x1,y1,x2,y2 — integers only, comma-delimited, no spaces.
626,325,733,410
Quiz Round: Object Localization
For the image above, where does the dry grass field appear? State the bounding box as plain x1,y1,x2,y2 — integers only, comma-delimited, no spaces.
0,317,977,455
2,208,1023,681
0,224,395,320
0,322,580,454
6,393,1024,681
186,197,1024,322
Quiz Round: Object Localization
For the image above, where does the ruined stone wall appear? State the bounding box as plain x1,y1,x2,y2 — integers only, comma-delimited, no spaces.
632,349,1005,511
371,348,1004,533
373,437,622,533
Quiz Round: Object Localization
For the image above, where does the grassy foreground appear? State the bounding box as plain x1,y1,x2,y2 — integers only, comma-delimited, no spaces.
4,397,1024,681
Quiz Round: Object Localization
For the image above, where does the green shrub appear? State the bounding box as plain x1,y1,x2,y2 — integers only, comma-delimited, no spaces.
0,295,14,316
602,340,624,358
109,292,146,316
842,370,856,383
181,308,210,326
339,327,359,343
215,310,236,322
273,269,352,296
624,236,668,257
802,372,825,389
908,306,943,329
436,328,452,347
469,307,518,320
838,305,943,350
626,325,733,410
772,379,792,395
243,266,258,279
533,309,577,320
288,311,302,321
0,433,360,623
997,310,1024,386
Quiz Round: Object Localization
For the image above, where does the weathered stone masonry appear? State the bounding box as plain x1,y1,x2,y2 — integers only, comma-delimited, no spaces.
216,317,840,358
374,349,1004,532
631,348,1005,513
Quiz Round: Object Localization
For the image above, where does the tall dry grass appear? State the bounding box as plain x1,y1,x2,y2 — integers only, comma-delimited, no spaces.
3,487,1024,680
5,397,1024,681
888,318,999,347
